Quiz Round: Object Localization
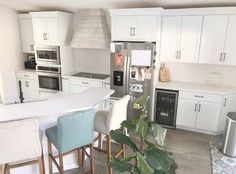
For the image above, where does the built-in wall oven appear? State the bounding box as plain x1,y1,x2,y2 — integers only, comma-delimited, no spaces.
35,46,60,65
37,65,62,92
154,89,179,128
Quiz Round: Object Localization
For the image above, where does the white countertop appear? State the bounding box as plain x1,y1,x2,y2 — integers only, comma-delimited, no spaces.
157,81,236,95
0,87,114,122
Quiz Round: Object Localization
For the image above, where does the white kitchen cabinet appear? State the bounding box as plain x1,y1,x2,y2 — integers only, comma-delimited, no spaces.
176,98,197,127
198,15,228,64
160,16,202,63
222,15,236,65
111,15,157,42
32,17,59,45
195,101,221,132
19,14,34,53
176,90,225,134
16,71,39,102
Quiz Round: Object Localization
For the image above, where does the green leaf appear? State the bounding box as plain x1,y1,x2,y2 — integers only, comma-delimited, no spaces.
151,123,167,146
135,117,149,138
110,130,139,152
121,120,136,130
145,140,171,155
136,152,155,174
144,146,177,173
108,157,133,173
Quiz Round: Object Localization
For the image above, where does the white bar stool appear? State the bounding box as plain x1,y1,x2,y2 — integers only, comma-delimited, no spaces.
0,118,45,174
93,95,130,174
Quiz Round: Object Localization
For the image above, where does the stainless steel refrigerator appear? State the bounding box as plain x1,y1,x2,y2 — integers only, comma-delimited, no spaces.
110,42,156,121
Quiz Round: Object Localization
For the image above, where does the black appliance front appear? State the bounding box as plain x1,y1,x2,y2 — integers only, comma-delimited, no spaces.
155,89,179,128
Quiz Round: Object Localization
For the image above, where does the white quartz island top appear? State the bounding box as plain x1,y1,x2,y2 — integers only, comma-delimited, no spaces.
157,81,236,95
0,87,114,122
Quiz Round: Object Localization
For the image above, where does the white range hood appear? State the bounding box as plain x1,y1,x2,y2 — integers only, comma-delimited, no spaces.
71,9,111,49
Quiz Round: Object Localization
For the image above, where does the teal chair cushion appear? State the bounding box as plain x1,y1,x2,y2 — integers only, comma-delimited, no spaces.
46,109,95,153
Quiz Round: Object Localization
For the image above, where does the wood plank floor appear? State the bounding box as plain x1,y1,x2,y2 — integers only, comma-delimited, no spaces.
58,129,222,174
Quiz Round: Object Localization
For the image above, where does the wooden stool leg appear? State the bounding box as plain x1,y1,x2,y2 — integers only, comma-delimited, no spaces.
89,143,94,174
38,156,45,174
98,133,102,149
59,154,64,174
106,135,112,174
81,146,85,167
77,148,82,166
3,164,9,174
121,128,126,159
47,140,53,174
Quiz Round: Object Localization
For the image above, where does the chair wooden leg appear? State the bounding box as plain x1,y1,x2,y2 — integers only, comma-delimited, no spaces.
38,156,45,174
3,164,9,174
47,140,53,174
81,146,85,167
121,128,126,159
78,148,82,166
98,133,102,149
106,135,112,174
59,154,64,174
89,143,94,174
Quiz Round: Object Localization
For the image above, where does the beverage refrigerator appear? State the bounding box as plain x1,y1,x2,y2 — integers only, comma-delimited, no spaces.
110,42,156,121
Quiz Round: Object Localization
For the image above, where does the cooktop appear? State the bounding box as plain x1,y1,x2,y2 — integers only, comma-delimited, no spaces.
72,72,110,80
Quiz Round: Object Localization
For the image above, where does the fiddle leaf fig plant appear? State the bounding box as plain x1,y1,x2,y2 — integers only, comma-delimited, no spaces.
108,96,177,174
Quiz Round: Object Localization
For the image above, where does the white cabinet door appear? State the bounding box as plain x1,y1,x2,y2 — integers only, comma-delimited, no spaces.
46,18,59,45
179,16,203,63
135,16,157,41
62,78,69,92
160,16,181,62
33,18,47,45
218,95,236,132
196,101,221,132
33,18,59,45
111,16,135,41
177,99,198,128
18,79,39,101
199,15,228,64
19,15,34,53
223,15,236,65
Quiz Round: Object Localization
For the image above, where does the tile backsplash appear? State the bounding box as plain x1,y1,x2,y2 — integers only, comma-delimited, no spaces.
164,62,236,87
74,48,110,74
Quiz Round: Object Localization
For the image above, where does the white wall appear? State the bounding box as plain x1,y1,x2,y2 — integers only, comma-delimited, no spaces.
0,3,24,103
163,62,236,87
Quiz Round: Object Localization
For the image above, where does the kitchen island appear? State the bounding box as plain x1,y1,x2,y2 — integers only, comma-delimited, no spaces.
0,87,114,174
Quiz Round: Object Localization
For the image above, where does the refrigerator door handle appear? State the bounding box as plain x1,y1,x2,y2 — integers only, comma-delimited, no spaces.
125,56,130,95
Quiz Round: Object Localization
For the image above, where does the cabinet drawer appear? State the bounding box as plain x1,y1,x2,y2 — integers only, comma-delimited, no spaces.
69,79,103,87
179,91,222,103
16,71,37,80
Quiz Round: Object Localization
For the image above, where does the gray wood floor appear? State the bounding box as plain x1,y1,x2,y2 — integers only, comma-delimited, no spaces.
58,129,222,174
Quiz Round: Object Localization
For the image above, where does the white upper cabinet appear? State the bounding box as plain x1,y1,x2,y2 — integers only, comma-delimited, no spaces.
19,14,34,53
30,12,72,46
223,15,236,65
109,8,162,42
160,16,181,62
111,15,157,42
198,15,228,64
160,15,202,63
32,17,59,45
179,16,203,63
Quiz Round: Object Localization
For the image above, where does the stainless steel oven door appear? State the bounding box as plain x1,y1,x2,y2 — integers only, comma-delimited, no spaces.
38,72,62,92
35,46,60,65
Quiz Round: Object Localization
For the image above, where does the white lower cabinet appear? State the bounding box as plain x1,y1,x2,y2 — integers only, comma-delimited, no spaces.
176,90,231,134
16,71,39,102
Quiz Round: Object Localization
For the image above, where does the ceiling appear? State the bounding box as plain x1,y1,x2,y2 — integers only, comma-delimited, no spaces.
1,0,236,12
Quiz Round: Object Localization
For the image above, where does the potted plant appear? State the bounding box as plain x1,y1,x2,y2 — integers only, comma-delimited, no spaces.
108,96,177,174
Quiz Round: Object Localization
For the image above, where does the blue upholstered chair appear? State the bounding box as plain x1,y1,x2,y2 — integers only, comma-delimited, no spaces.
46,109,95,174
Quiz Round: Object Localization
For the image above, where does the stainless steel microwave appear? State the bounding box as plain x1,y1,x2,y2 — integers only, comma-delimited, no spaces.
35,46,60,65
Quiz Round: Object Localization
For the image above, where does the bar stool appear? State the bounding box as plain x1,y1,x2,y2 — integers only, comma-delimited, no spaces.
46,109,95,174
0,118,45,174
93,95,130,174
